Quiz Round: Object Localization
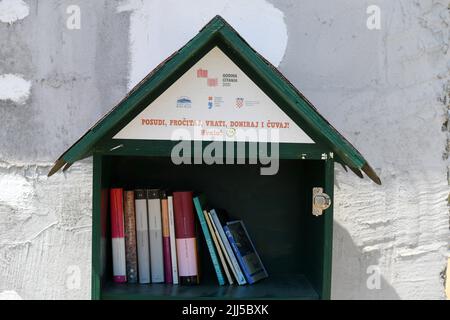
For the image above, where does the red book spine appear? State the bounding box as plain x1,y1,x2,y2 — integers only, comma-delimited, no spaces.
163,237,172,282
110,188,127,283
160,191,173,284
173,191,199,285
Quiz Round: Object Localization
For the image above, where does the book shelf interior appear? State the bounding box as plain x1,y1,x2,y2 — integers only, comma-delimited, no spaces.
97,155,327,300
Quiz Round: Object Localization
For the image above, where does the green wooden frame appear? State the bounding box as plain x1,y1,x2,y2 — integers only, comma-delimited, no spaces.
92,154,102,300
45,15,381,301
323,155,335,299
91,152,335,300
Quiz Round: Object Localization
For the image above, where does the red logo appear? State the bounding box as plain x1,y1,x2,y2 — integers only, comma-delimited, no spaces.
235,98,244,108
197,68,208,78
207,78,218,87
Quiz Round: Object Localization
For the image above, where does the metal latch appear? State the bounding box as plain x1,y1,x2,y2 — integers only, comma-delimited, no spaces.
312,187,331,216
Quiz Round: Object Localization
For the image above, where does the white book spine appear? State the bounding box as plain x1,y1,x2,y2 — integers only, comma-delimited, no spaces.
148,194,164,283
167,196,179,284
112,238,126,278
135,197,151,284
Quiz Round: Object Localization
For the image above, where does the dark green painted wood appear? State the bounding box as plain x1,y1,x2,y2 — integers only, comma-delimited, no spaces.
297,155,334,300
101,274,318,300
94,139,329,160
321,154,334,300
300,160,326,298
91,154,102,300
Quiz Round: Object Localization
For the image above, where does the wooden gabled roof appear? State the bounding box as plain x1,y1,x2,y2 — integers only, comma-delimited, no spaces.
48,15,380,184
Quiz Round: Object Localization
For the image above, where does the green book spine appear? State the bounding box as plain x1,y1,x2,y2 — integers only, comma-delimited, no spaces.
193,196,225,286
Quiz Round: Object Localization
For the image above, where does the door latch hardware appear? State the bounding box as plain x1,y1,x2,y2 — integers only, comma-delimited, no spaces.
312,187,331,216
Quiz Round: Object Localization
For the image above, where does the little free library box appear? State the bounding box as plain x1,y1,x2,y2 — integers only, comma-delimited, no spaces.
49,16,380,300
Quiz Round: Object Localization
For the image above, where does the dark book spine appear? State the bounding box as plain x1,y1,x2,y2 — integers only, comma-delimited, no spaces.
173,191,199,285
123,190,138,283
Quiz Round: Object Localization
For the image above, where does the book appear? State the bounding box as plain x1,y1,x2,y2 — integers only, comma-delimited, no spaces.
110,188,127,283
192,196,225,286
204,210,233,285
134,189,151,284
123,190,138,283
173,191,199,285
224,221,268,284
147,189,164,283
167,195,179,284
160,190,173,284
209,209,246,285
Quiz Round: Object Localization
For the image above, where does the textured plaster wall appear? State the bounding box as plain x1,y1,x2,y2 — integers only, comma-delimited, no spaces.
276,0,450,299
0,0,448,299
0,0,129,299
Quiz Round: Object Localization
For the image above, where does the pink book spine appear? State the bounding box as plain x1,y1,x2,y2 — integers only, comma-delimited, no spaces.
173,191,199,284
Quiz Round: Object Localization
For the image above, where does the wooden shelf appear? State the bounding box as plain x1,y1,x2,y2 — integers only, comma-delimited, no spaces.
101,273,318,300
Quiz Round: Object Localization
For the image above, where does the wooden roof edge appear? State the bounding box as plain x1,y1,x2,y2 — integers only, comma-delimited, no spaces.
47,15,381,185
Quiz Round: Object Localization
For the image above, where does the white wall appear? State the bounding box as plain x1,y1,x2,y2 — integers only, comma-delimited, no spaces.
0,0,448,299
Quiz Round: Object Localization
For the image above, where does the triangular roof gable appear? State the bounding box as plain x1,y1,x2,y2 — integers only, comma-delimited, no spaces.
113,46,315,143
48,15,380,184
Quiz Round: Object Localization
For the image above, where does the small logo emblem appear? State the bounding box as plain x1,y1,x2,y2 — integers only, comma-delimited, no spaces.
235,97,244,108
208,96,213,109
207,78,218,87
176,96,192,108
226,128,236,138
197,68,208,78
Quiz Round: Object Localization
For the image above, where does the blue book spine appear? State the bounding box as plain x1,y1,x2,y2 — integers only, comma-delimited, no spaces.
224,225,256,284
210,210,246,285
193,197,225,286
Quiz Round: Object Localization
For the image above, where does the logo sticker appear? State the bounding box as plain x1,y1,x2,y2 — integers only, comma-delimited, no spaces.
235,97,244,108
197,68,208,78
207,78,218,87
208,96,213,109
207,96,224,109
226,127,236,138
176,96,192,108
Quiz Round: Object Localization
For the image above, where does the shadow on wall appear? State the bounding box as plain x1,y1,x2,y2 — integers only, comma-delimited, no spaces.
332,222,400,300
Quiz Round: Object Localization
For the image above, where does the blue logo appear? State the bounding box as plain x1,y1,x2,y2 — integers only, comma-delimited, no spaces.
208,96,213,109
176,96,192,108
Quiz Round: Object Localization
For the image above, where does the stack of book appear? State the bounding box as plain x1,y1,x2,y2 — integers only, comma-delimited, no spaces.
110,188,268,286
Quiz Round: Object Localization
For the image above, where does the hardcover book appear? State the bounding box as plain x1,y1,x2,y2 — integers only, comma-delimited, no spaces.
167,195,179,284
173,191,199,285
160,190,173,284
209,209,246,285
134,189,151,284
147,189,165,283
110,188,127,283
123,190,138,283
224,220,268,284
